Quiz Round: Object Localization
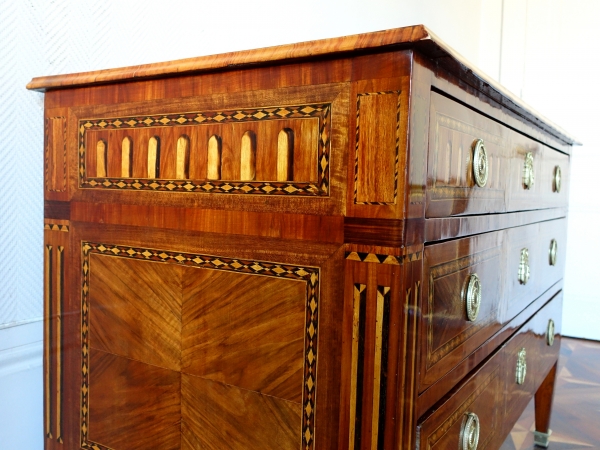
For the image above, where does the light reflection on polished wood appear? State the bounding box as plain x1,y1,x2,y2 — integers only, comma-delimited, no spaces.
502,337,600,450
181,374,302,450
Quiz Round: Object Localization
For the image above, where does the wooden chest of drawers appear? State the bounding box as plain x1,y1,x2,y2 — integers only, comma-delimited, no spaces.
29,25,576,450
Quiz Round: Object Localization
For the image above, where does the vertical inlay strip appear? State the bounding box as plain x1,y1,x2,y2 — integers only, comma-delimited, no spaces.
207,135,222,180
147,136,160,178
349,283,367,450
176,135,190,179
374,286,391,450
96,140,107,178
44,245,53,439
55,246,64,443
240,131,256,181
121,136,132,178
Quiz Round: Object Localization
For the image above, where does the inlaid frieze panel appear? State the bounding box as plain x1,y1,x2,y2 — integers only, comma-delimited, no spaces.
79,103,331,196
80,242,320,450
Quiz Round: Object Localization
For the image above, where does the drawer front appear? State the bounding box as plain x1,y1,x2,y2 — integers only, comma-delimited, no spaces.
427,92,509,217
427,92,570,218
417,343,503,450
503,291,562,437
504,218,567,321
418,290,563,450
420,230,503,390
66,83,350,217
507,132,570,211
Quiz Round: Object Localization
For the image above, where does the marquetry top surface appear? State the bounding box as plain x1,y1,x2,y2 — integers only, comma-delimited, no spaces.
27,24,578,145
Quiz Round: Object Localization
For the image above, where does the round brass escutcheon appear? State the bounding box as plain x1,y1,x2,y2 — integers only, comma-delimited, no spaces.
553,165,562,193
465,274,482,322
523,152,535,190
518,248,530,285
472,139,489,188
547,319,556,346
549,239,558,266
516,347,527,385
460,412,480,450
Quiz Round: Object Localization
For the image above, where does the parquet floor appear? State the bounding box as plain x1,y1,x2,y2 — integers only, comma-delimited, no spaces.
501,337,600,449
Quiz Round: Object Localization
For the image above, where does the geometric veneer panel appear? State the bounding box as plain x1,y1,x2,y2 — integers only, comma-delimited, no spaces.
181,268,306,402
81,242,320,450
88,349,181,450
89,255,183,371
181,374,302,450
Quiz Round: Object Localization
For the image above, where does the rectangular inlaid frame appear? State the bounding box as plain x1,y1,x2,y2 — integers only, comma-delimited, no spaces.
79,242,321,450
77,103,332,197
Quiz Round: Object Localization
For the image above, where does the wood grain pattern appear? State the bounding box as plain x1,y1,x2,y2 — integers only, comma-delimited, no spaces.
181,268,306,402
354,91,400,205
121,136,133,177
416,285,563,419
34,28,576,450
44,245,53,440
277,128,293,181
427,91,508,217
148,136,160,178
95,140,107,178
88,348,181,450
45,116,67,192
181,374,302,450
421,230,503,390
89,254,182,371
176,135,190,179
80,103,324,187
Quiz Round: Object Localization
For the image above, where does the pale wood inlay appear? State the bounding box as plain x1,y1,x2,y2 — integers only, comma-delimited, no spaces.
176,135,190,179
207,135,221,180
89,255,182,371
121,136,132,177
181,374,301,450
181,268,305,402
44,245,53,440
88,349,181,449
55,246,64,443
96,140,107,178
240,131,256,181
371,286,390,450
148,136,160,178
277,128,294,181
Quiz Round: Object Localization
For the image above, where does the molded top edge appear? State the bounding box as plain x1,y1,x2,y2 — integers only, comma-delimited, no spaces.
26,24,580,145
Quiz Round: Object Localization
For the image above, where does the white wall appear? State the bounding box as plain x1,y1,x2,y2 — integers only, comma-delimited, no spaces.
499,0,600,340
1,0,596,447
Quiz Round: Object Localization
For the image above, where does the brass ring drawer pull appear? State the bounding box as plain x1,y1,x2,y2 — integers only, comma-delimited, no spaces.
516,347,527,385
465,274,482,322
549,239,558,266
553,165,562,193
460,412,480,450
547,319,556,346
523,152,535,189
472,139,488,188
518,248,530,285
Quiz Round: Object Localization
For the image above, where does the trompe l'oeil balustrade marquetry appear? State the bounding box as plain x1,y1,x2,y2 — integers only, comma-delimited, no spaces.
31,25,577,450
80,104,331,195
